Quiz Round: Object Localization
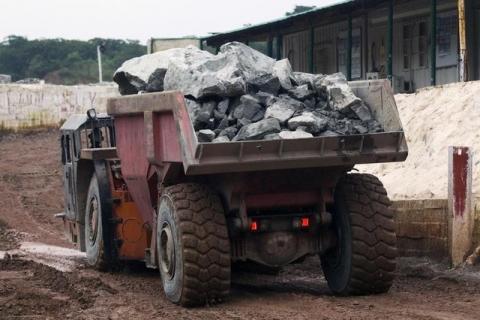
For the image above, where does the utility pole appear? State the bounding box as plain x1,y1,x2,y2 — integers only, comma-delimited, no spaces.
97,43,105,83
458,0,467,82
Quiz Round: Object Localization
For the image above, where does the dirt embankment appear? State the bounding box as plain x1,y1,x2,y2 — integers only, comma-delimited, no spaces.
1,129,480,320
359,81,480,200
0,129,69,247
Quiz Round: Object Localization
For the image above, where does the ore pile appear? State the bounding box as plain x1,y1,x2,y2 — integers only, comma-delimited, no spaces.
113,42,383,143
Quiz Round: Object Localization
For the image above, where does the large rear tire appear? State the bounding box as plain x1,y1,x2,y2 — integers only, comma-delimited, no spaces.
157,183,231,307
321,173,397,295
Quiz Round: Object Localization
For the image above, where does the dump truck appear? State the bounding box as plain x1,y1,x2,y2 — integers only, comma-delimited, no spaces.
59,79,408,307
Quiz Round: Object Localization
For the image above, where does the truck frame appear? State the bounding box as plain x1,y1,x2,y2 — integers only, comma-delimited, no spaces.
59,79,408,307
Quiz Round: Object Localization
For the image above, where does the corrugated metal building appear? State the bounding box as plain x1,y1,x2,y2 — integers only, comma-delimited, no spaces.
202,0,478,93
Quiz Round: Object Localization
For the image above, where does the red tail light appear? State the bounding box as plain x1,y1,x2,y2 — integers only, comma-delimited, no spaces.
300,217,310,228
250,220,258,232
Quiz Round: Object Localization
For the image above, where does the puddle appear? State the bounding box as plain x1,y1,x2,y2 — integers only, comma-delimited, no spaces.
2,242,86,272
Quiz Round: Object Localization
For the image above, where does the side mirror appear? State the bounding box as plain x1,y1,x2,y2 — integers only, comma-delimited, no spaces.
87,108,97,120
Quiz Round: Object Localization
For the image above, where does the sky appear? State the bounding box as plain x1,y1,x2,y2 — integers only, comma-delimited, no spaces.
0,0,342,44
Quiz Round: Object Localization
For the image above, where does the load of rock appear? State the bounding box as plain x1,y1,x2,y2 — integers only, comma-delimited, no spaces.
113,42,383,143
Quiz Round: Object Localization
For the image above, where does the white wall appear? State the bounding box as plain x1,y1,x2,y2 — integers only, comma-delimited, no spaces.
0,83,119,130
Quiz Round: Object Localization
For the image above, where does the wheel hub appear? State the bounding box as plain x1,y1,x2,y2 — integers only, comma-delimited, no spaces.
160,222,175,280
87,196,99,245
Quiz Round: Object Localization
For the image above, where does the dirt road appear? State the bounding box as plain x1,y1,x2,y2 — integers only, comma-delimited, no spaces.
1,130,479,320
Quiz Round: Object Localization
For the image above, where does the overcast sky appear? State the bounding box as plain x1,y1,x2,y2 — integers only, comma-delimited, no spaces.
1,0,342,44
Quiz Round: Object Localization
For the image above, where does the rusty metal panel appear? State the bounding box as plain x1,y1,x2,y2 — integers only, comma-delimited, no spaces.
153,112,182,163
114,115,154,224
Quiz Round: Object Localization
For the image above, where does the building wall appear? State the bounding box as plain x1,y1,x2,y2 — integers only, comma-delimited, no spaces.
148,38,199,53
278,0,459,92
283,31,309,72
207,0,470,92
0,84,118,130
368,0,458,92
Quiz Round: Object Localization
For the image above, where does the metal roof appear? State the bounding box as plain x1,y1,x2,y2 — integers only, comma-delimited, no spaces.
202,0,356,42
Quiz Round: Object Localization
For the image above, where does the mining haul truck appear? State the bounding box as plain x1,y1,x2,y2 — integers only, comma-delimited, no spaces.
58,79,407,307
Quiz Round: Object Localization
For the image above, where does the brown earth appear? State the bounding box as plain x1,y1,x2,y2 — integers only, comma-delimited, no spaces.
0,130,479,320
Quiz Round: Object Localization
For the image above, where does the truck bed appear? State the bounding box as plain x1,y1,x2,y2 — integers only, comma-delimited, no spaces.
107,79,407,176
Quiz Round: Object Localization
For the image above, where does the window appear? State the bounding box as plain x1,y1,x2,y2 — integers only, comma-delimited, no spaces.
65,135,72,163
437,15,457,56
418,22,428,68
402,21,428,70
337,28,362,79
403,25,412,70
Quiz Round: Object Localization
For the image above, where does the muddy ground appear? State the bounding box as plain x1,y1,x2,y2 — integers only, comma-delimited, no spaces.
0,130,479,320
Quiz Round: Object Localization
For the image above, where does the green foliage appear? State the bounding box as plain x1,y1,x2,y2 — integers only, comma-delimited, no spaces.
0,36,146,84
285,5,316,16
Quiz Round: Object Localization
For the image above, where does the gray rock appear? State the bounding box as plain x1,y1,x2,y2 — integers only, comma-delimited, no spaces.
232,95,264,122
320,130,340,137
247,74,281,95
219,126,239,140
146,68,167,92
188,101,216,130
185,99,202,128
304,98,316,110
354,124,368,134
255,91,277,106
198,129,216,142
114,47,187,95
273,59,295,90
293,72,324,89
213,136,230,143
350,102,373,121
288,112,328,134
219,42,276,81
320,73,362,113
237,118,252,127
233,118,281,141
315,99,329,110
265,101,296,124
288,84,315,101
366,120,384,133
217,99,230,114
263,133,281,140
164,46,246,99
217,117,229,130
213,110,226,121
279,130,313,139
277,94,306,111
207,118,216,130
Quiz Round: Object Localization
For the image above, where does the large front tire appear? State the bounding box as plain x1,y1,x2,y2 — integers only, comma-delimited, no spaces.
157,183,231,307
321,173,397,295
84,175,109,271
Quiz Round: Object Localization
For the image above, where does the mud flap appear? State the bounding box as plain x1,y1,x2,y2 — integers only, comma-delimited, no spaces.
93,160,117,266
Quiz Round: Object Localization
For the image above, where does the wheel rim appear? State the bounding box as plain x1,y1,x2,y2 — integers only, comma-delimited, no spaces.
160,222,175,280
87,196,99,246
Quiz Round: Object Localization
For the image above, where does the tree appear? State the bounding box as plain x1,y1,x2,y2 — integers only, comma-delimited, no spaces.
0,35,146,84
285,5,316,16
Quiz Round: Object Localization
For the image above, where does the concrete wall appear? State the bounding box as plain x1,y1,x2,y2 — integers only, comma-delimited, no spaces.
394,199,480,261
0,83,119,130
394,199,449,260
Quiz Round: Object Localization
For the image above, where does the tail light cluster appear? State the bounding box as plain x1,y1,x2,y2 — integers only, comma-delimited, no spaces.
249,216,312,233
